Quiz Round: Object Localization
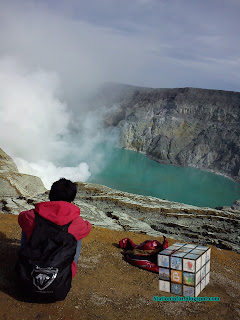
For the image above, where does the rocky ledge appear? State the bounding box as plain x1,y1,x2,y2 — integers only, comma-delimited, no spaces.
0,147,239,253
75,182,240,253
1,182,239,253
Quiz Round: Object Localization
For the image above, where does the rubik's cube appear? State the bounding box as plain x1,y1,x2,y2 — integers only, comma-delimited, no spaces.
158,242,211,297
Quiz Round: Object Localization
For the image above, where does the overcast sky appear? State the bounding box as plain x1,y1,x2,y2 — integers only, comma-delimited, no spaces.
1,0,240,93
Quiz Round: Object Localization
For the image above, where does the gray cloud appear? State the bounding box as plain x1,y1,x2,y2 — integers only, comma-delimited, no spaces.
1,0,239,91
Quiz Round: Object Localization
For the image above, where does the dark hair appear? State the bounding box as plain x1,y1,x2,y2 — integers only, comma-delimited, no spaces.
49,178,77,202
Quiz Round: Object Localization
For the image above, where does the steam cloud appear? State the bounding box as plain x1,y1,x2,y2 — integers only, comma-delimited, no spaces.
0,57,92,189
0,0,146,189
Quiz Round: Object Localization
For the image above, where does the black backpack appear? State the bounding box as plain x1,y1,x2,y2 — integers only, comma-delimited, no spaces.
16,211,77,302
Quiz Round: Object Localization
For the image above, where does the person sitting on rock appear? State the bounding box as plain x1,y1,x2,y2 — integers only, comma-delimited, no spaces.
18,177,91,277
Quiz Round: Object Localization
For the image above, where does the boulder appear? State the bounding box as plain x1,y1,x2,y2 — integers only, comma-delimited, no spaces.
0,148,46,197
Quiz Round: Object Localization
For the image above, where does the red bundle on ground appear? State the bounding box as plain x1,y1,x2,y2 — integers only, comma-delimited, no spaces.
119,236,168,273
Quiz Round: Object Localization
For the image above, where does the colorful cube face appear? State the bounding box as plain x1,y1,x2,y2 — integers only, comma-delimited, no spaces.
183,272,195,286
196,270,201,285
177,247,192,253
173,252,188,258
191,249,204,254
171,270,182,283
206,249,211,263
183,253,202,273
158,242,211,297
183,258,196,273
197,246,209,251
201,252,207,266
158,255,170,268
206,261,210,274
160,249,174,255
173,242,185,247
184,244,197,249
159,268,170,281
159,280,170,292
201,277,206,291
205,273,210,285
195,283,201,297
171,283,182,295
167,245,179,250
183,285,195,297
171,257,182,270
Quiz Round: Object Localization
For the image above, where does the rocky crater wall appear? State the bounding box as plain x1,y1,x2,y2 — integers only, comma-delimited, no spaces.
104,86,240,183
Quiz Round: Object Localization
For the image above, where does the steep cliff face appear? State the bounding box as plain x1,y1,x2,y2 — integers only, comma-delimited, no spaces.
0,148,46,197
0,148,19,173
104,86,240,182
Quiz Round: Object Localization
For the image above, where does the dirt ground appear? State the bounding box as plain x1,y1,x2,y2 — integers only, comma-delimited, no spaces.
0,212,239,320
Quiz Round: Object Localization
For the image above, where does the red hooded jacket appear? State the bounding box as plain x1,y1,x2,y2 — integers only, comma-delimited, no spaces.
18,201,91,277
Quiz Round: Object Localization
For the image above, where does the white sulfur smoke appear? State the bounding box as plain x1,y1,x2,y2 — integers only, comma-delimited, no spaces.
0,0,131,189
14,158,91,190
0,56,92,188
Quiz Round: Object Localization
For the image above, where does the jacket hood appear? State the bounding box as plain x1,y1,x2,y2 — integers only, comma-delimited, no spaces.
35,201,80,225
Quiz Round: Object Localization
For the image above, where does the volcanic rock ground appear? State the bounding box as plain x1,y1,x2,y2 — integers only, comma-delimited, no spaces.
0,213,239,320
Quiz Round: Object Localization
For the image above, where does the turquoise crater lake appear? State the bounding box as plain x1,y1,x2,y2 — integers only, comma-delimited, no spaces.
85,146,240,208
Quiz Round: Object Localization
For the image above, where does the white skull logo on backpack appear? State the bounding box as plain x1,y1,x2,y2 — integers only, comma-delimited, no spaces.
32,266,59,291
